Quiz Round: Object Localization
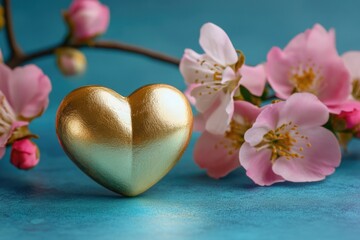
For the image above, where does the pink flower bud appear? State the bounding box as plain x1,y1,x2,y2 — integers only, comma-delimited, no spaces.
56,48,87,76
66,0,110,41
10,139,40,170
338,109,360,137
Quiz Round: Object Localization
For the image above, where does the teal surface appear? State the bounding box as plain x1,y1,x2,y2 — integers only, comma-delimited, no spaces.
1,0,360,239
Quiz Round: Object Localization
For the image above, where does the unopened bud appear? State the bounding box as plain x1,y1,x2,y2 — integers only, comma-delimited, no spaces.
56,48,86,76
11,139,40,170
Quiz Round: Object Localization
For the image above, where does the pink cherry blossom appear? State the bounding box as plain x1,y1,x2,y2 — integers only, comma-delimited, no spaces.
67,0,110,41
194,101,261,178
180,23,266,134
342,51,360,100
265,24,350,113
0,63,51,160
0,92,27,158
0,64,51,119
240,93,341,186
10,139,40,170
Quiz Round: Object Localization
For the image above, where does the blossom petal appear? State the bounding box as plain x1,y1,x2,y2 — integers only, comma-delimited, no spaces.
284,24,336,61
244,102,283,146
240,143,285,186
266,47,295,99
179,49,215,85
194,131,240,179
199,23,237,66
334,101,360,129
278,93,329,128
244,127,269,147
328,100,360,114
193,114,206,132
205,91,234,134
306,24,337,58
192,100,221,132
191,83,223,113
195,100,261,134
272,127,341,182
253,102,282,129
240,64,266,96
184,84,198,105
8,65,51,119
233,101,262,124
342,51,360,80
316,58,350,105
221,66,237,84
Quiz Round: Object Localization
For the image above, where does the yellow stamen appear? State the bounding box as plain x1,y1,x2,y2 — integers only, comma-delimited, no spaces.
216,118,251,155
352,79,360,100
291,67,316,92
255,122,311,163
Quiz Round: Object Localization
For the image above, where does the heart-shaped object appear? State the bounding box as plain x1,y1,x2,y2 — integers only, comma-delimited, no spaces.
56,84,193,196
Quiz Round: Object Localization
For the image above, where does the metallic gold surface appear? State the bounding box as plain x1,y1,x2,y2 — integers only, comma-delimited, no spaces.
56,84,193,197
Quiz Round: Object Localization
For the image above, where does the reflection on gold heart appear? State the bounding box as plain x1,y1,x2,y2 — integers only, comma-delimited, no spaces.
56,84,193,196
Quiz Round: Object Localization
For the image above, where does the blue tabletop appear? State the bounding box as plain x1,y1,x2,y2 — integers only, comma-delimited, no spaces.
1,0,360,239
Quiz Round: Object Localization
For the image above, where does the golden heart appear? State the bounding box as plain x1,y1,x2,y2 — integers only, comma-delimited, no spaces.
56,84,193,196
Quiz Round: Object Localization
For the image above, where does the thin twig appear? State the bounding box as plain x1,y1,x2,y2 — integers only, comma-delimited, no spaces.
6,40,180,68
3,0,180,68
3,0,22,57
92,41,180,65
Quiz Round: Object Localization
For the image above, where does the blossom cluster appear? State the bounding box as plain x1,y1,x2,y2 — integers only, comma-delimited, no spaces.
0,64,51,169
180,23,360,185
57,0,110,76
0,0,109,169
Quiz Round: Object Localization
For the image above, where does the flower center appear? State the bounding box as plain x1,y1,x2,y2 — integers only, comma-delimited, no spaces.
192,51,246,98
290,63,322,93
352,79,360,100
255,122,311,163
0,95,16,137
215,118,250,155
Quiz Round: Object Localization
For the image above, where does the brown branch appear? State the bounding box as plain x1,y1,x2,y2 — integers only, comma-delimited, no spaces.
3,0,22,58
92,41,180,65
6,40,180,68
3,0,180,68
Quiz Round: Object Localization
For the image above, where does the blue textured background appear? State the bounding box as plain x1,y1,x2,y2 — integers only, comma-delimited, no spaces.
1,0,360,239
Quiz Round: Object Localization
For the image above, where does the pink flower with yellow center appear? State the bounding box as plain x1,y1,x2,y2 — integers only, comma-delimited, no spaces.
0,92,27,158
240,93,341,186
180,22,266,134
193,101,261,178
0,64,51,165
265,24,350,113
